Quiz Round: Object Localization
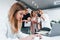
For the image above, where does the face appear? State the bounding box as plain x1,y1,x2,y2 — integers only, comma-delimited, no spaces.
33,11,37,17
23,9,28,15
15,10,25,21
25,9,28,13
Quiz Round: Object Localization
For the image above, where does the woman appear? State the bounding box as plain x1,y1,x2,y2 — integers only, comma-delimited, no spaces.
0,2,41,40
38,9,52,31
30,11,41,34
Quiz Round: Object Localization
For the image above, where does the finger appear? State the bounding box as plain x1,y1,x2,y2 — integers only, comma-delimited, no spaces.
36,34,42,39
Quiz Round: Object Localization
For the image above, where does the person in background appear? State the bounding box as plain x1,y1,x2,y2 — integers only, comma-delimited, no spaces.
22,8,31,27
30,11,41,34
22,8,31,34
38,9,52,31
36,11,42,31
0,2,42,40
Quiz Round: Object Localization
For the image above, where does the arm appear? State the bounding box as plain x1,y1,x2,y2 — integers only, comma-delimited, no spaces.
22,20,28,22
27,17,31,22
18,31,29,38
22,17,31,23
41,16,45,21
19,34,36,40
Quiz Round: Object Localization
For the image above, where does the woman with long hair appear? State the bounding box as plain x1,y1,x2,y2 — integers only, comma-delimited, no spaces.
30,11,41,34
38,9,52,31
0,2,42,40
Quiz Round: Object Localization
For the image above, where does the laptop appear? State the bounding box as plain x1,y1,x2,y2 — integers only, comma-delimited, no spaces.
48,23,60,37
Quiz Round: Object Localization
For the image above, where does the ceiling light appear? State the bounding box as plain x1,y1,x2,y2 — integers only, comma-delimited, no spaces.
32,1,35,4
34,3,37,6
37,5,39,8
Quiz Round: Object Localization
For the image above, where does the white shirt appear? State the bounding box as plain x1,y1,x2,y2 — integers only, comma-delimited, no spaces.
0,20,29,40
41,13,52,29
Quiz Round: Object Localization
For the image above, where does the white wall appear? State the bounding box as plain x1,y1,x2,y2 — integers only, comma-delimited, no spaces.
0,0,17,21
0,0,17,25
43,7,60,22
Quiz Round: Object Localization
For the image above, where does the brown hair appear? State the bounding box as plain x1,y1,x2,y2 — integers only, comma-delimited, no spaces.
8,2,26,33
30,11,37,18
30,11,33,18
38,9,43,14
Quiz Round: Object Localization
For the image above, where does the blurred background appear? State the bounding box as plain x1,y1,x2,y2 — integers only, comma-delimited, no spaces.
0,0,60,37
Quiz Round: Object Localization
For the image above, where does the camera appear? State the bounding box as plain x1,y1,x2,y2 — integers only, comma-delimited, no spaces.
37,13,41,17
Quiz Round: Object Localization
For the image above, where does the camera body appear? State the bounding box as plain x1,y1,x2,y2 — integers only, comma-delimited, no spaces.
37,13,41,17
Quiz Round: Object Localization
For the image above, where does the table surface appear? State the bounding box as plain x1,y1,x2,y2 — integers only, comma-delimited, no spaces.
34,36,60,40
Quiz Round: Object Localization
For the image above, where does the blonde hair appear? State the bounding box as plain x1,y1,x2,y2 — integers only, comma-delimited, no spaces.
8,2,26,33
30,11,37,18
38,9,43,14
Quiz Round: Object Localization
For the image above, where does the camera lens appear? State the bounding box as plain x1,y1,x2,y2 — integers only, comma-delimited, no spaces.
37,13,41,17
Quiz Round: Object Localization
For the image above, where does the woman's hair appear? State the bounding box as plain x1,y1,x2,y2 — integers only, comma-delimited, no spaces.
8,2,26,33
30,11,33,18
30,11,37,18
38,9,43,14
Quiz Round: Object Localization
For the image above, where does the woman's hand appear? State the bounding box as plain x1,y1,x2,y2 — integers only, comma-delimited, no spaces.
23,20,28,23
31,19,37,24
20,35,35,40
35,34,42,39
41,15,45,21
19,34,42,40
27,17,31,21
